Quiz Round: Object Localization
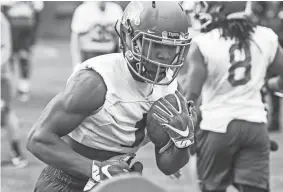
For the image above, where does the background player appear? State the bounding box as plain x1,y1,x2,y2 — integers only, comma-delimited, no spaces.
1,11,28,168
182,1,283,192
26,2,194,191
250,1,283,132
2,1,44,102
70,1,123,68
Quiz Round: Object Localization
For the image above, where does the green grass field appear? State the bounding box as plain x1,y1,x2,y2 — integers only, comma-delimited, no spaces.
1,39,283,192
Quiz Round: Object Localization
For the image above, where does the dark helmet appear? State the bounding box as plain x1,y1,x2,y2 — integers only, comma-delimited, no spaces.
194,1,248,30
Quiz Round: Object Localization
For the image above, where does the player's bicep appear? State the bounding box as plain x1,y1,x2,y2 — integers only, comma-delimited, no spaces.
31,69,106,137
33,93,88,137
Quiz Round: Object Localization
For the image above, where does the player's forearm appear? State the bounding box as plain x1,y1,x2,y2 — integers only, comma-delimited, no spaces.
27,130,92,179
155,145,190,175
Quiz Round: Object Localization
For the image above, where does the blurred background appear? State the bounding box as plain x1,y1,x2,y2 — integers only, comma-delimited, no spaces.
35,1,283,41
36,1,128,39
1,1,283,192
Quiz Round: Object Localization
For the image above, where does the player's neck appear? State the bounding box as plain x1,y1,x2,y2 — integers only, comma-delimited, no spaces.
126,64,155,97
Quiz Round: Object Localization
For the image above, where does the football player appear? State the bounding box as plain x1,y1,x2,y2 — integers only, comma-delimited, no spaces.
1,11,28,168
2,1,42,102
70,1,123,68
27,2,194,191
182,1,283,192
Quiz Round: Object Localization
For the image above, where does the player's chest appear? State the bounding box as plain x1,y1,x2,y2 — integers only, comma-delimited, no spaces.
105,99,153,126
80,10,117,34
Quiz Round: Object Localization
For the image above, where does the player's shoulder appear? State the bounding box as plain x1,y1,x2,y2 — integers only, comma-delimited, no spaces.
253,26,279,57
191,30,217,55
71,3,92,32
193,29,220,43
190,31,211,58
73,53,125,90
63,69,106,115
74,2,87,12
83,53,124,71
73,2,92,17
254,25,278,41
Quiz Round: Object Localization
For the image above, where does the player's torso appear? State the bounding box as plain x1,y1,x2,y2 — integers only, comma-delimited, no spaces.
194,26,277,132
75,3,121,60
68,53,178,153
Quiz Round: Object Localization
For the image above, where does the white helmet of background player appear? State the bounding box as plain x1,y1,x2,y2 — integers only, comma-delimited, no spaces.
116,1,191,85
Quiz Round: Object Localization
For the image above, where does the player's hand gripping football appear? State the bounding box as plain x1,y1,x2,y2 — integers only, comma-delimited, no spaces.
84,153,143,191
151,90,196,149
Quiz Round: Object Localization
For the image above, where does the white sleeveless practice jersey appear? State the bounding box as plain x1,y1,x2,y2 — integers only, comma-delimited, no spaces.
194,26,278,133
67,53,178,153
71,2,123,53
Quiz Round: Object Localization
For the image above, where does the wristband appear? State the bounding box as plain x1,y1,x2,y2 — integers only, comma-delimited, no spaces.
83,160,101,191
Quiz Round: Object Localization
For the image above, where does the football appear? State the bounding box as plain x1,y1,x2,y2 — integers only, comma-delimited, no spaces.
146,93,181,148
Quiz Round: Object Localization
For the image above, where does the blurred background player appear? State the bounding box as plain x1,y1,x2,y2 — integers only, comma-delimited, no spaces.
30,1,44,46
182,1,283,192
70,1,123,68
180,1,204,38
2,1,44,102
1,11,28,168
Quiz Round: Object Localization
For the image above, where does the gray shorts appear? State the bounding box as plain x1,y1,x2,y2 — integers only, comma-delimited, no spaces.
196,119,270,191
34,166,87,192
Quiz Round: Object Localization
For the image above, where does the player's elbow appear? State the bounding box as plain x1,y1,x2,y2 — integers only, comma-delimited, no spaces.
26,128,47,155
